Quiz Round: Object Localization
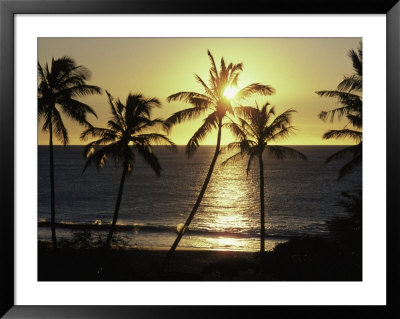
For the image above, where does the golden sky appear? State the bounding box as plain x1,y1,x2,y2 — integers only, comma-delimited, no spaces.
38,37,361,146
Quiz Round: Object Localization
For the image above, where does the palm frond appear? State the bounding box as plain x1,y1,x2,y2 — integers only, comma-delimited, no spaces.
220,56,227,75
134,118,169,133
337,75,362,92
125,94,156,128
107,120,123,133
38,56,100,145
38,96,49,121
267,109,296,129
80,126,117,141
126,93,161,122
135,144,162,177
38,62,47,83
267,145,308,161
316,90,362,105
60,85,102,98
220,141,242,153
323,129,362,142
325,144,361,164
235,83,275,101
165,106,208,129
318,101,361,123
51,107,69,146
319,106,349,122
186,112,218,157
167,91,212,105
41,110,52,132
348,47,362,77
59,100,95,127
82,143,121,173
194,74,215,99
132,133,177,152
59,98,97,120
246,147,259,176
346,113,362,129
106,91,126,132
82,137,120,160
207,50,218,78
338,153,362,180
82,91,176,176
221,151,244,167
229,63,243,75
223,121,247,140
233,106,259,118
268,125,298,142
229,72,240,88
71,65,92,81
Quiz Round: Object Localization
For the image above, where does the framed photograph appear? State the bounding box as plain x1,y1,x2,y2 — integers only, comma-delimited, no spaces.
1,0,399,318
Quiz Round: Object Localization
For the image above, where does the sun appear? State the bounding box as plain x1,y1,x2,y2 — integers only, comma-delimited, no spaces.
223,86,238,99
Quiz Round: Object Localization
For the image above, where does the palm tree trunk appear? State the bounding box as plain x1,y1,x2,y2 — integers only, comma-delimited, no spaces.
105,165,128,248
161,122,223,271
259,152,265,254
49,109,57,250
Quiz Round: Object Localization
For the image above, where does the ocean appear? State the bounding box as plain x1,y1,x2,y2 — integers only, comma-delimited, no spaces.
38,145,361,251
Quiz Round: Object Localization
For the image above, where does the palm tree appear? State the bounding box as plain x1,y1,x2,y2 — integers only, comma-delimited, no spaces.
38,56,101,249
316,45,362,179
161,50,275,269
81,91,176,248
222,102,307,253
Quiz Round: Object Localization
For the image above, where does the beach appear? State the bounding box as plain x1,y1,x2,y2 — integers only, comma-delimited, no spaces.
38,244,259,281
38,235,362,281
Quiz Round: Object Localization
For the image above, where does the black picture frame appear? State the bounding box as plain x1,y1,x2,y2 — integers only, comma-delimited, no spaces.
1,0,399,318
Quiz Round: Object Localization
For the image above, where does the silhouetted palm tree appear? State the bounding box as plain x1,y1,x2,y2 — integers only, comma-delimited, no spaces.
162,50,275,269
316,45,362,179
38,56,101,249
81,91,176,248
222,103,307,253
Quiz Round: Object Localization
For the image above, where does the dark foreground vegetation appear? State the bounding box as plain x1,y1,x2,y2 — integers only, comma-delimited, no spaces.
41,235,360,283
38,235,361,281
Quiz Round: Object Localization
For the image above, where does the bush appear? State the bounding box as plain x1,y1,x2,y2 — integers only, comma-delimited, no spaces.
58,231,130,250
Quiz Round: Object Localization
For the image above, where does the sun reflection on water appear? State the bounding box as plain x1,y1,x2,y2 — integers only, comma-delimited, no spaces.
197,160,258,251
180,235,284,252
212,237,246,250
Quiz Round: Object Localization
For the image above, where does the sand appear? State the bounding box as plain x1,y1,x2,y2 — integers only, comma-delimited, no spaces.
38,246,261,281
38,235,362,281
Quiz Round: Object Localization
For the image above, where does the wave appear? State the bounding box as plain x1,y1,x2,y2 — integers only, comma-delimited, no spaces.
37,220,325,239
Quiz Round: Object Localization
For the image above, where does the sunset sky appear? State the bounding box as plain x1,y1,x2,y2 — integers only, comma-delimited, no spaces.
38,37,361,146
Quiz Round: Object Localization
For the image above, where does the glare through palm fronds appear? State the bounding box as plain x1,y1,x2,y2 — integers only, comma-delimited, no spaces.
166,49,275,157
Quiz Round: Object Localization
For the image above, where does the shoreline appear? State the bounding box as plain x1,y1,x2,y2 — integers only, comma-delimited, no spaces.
39,240,263,252
37,221,291,240
38,235,287,253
